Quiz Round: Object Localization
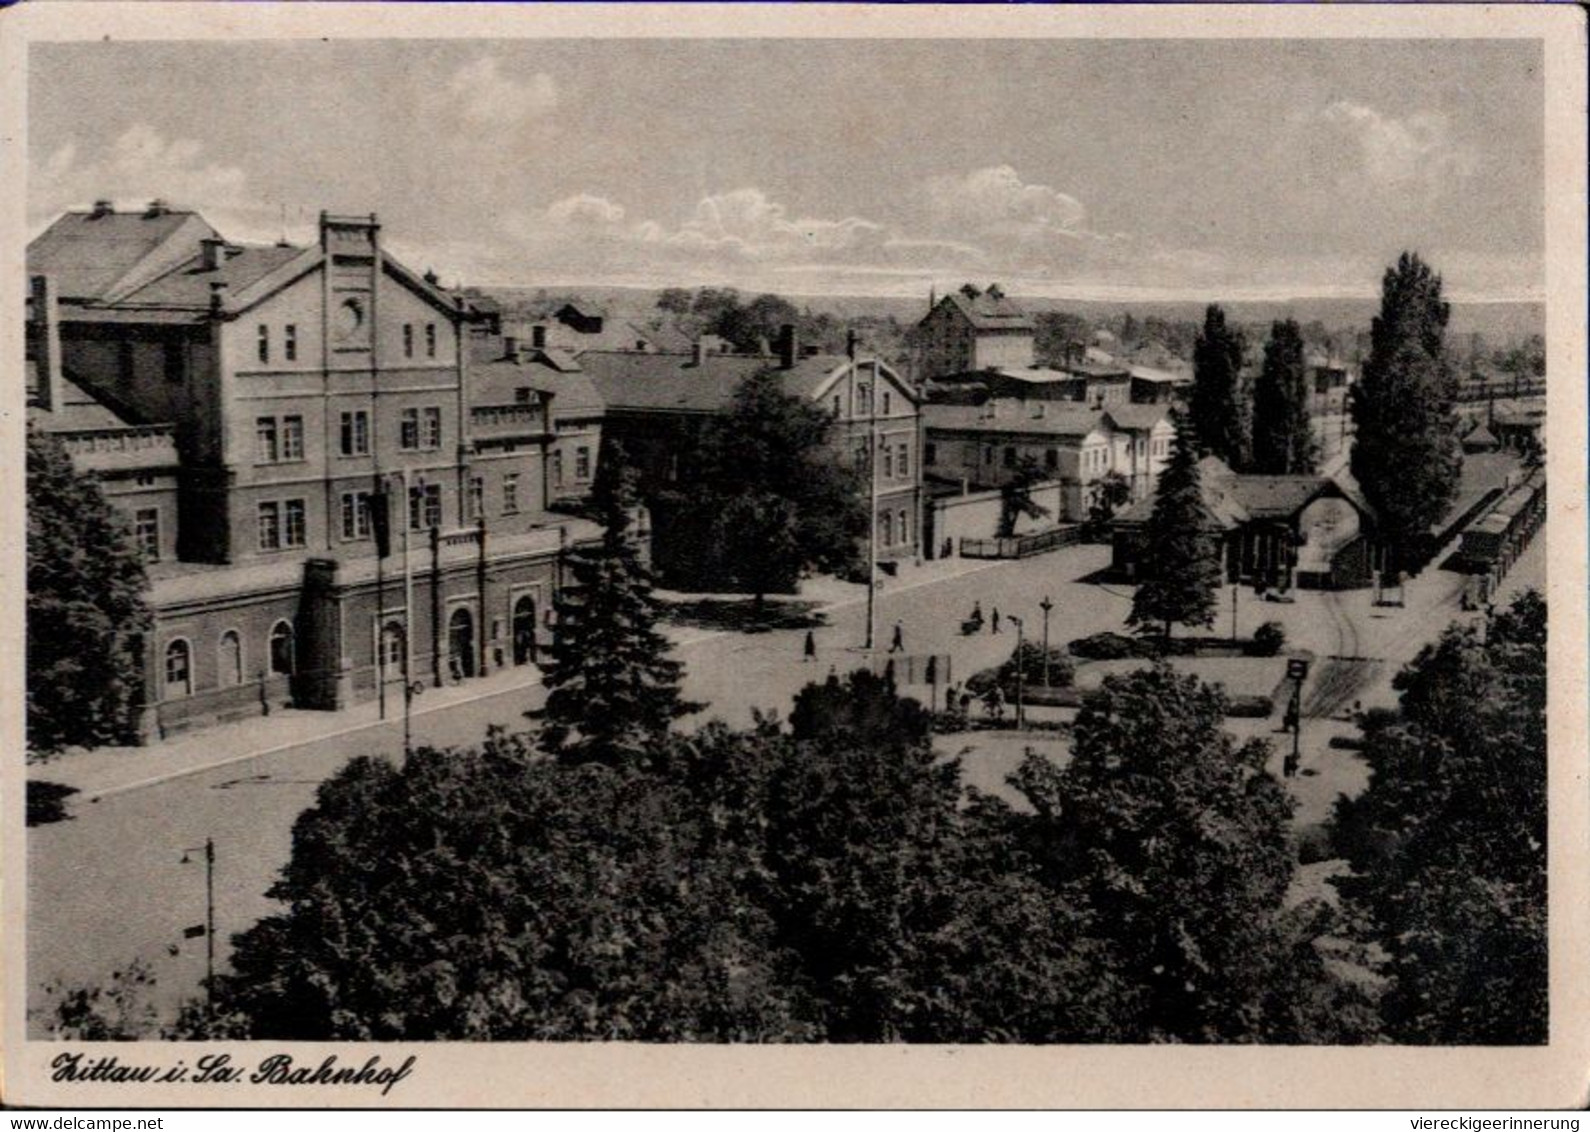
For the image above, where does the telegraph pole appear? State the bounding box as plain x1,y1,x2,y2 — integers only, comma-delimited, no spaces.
1010,614,1025,729
181,838,216,1020
1039,596,1053,688
856,329,879,653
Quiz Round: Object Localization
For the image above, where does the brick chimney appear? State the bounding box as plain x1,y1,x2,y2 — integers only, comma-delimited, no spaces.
776,323,798,369
200,236,227,271
144,198,170,218
90,199,114,219
30,275,61,411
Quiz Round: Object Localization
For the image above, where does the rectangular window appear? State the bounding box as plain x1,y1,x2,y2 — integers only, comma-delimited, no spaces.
575,446,591,481
284,324,298,362
515,387,532,404
340,492,371,540
258,501,281,551
1003,446,1016,469
281,415,304,461
503,473,520,515
898,508,910,546
1045,448,1059,470
400,407,420,451
425,323,437,358
883,392,892,416
468,475,485,521
925,443,937,466
833,395,842,418
408,484,442,531
550,451,563,486
531,325,546,348
256,416,278,464
134,508,160,561
283,499,307,548
257,325,270,364
403,324,414,359
339,410,370,457
898,443,910,478
883,446,894,479
423,407,442,450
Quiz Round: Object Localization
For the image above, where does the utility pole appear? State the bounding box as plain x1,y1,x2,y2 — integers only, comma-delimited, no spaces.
1231,581,1239,642
1010,614,1025,729
1039,596,1053,688
181,838,216,1020
856,329,879,653
399,469,416,758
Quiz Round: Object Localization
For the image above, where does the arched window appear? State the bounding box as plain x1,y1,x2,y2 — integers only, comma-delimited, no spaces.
269,620,295,676
165,639,192,698
218,630,243,687
381,621,405,677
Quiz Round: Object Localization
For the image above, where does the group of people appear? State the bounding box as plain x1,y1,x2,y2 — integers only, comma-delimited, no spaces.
961,601,1003,636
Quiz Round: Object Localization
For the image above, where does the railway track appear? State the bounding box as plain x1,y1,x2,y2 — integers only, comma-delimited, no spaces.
1302,588,1380,719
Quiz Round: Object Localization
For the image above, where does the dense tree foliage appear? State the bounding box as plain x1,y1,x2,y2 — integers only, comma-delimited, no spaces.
658,370,867,602
997,454,1052,538
1350,253,1462,570
539,451,695,765
1190,304,1248,468
1333,589,1547,1043
1128,414,1222,639
1250,319,1318,475
26,428,153,757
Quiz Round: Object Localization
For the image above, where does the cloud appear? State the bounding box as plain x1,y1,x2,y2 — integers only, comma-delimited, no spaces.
545,193,627,227
1319,101,1477,192
923,165,1088,245
447,57,557,125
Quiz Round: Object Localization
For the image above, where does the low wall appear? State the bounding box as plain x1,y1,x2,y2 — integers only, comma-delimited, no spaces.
926,480,1066,560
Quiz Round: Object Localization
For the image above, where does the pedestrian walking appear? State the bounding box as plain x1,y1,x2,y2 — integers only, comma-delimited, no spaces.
991,607,1001,634
803,629,817,662
889,621,904,654
985,684,1005,722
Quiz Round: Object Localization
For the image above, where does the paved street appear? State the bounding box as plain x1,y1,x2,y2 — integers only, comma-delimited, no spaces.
26,534,1542,1029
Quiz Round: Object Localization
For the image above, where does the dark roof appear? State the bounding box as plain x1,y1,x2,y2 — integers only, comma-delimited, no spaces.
939,290,1035,332
27,207,215,300
115,245,307,308
579,351,775,413
1117,457,1374,529
471,357,604,416
29,373,145,431
1102,404,1173,431
1223,476,1329,519
924,403,1106,438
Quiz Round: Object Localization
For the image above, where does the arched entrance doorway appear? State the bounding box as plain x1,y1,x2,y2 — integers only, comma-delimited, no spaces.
512,595,538,665
448,607,475,680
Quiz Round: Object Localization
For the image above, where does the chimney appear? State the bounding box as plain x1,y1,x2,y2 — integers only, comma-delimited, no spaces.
776,324,798,370
209,280,229,316
144,198,170,218
200,236,226,271
30,275,61,412
90,199,114,219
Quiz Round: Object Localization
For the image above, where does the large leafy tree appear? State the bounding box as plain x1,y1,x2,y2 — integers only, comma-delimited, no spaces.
665,369,867,603
1128,414,1222,639
1190,304,1248,469
1251,319,1318,475
997,454,1051,538
1023,663,1366,1042
1350,253,1461,571
26,428,153,757
540,449,696,765
1332,590,1546,1043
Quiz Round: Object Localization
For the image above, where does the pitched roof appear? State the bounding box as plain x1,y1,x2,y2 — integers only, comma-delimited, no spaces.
27,207,217,301
114,244,306,309
470,356,604,416
939,290,1035,331
923,402,1106,438
578,351,776,414
1103,404,1174,431
28,372,155,432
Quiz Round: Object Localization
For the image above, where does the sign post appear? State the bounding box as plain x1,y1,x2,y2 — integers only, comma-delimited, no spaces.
1284,657,1311,777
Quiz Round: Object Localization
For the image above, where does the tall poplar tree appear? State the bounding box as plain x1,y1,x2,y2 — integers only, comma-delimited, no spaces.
1190,304,1247,469
1350,253,1461,571
1127,414,1222,640
539,449,696,765
1251,319,1318,475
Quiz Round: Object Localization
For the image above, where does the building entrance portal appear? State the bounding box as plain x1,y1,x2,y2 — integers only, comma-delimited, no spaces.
448,607,476,680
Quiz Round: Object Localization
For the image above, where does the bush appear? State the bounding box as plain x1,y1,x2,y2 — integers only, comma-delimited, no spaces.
1251,621,1287,657
1224,694,1275,719
969,642,1077,701
1295,822,1336,866
1068,631,1144,660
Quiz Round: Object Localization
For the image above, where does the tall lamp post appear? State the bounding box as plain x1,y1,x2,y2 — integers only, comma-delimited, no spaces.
1009,614,1025,729
855,329,880,654
180,838,216,1019
1039,596,1054,689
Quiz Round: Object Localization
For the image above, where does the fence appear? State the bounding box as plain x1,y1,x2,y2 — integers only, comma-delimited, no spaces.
960,525,1085,560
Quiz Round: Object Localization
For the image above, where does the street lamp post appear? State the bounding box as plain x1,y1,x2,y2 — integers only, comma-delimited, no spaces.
1009,614,1025,729
1039,596,1053,689
180,838,216,1019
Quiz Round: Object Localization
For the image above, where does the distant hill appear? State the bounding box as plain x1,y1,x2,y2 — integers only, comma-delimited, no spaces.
474,284,1544,345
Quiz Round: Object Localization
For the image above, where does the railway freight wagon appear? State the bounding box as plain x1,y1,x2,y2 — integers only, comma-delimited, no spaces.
1456,468,1546,593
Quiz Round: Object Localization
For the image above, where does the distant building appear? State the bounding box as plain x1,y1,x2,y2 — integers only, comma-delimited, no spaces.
581,326,923,568
1128,363,1195,405
27,202,597,740
916,284,1035,381
1110,455,1378,590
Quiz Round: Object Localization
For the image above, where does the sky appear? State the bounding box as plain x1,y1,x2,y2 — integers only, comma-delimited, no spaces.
28,38,1545,302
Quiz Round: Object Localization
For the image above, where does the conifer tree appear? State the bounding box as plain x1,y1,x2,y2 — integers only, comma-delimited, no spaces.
1251,319,1318,475
1350,253,1461,572
1128,413,1222,640
1190,304,1247,468
539,448,696,764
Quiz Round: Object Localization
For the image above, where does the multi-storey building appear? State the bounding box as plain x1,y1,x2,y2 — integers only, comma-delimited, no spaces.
916,284,1036,381
27,203,596,740
579,326,924,571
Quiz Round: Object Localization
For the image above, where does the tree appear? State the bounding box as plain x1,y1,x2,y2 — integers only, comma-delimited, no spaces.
1250,319,1318,475
1350,253,1461,571
26,428,153,757
1029,663,1362,1041
540,448,696,765
1084,471,1133,536
997,454,1051,538
1190,304,1247,468
664,369,867,604
1127,414,1222,639
1332,590,1546,1043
